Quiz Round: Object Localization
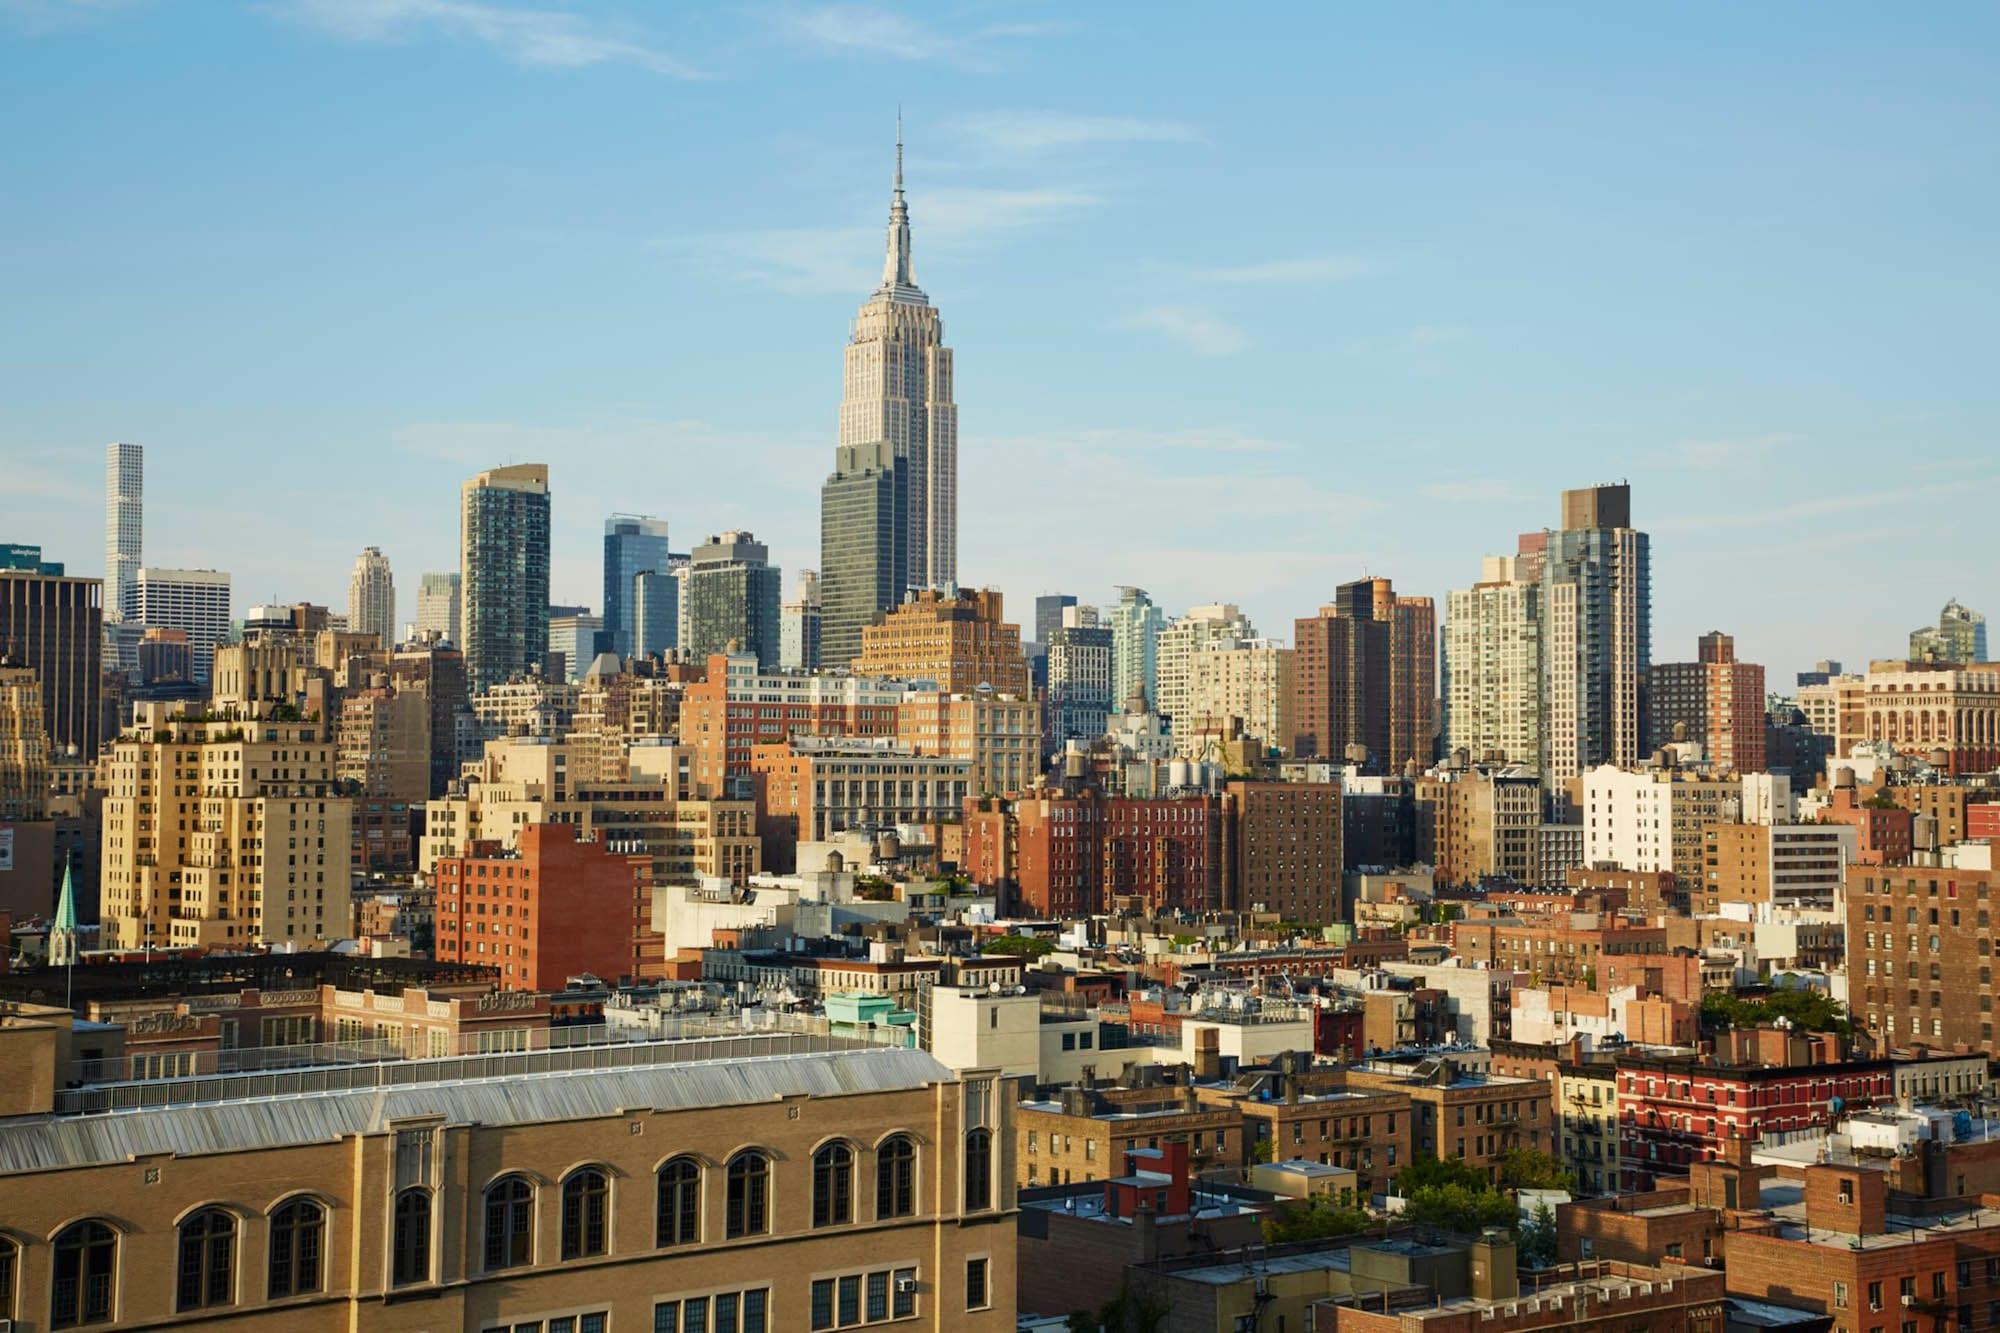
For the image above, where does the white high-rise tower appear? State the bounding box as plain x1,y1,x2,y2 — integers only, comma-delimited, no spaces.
347,546,396,647
837,119,957,591
105,442,142,620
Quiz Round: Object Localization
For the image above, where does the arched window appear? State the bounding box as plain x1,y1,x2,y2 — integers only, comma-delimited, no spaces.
560,1168,609,1259
391,1189,431,1287
268,1198,325,1299
656,1157,701,1247
812,1143,854,1227
876,1135,916,1219
725,1152,770,1238
176,1208,236,1312
483,1175,535,1270
964,1129,992,1211
51,1220,117,1328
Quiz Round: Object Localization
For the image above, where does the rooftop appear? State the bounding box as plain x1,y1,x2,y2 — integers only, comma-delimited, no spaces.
0,1041,950,1175
1759,1181,2000,1248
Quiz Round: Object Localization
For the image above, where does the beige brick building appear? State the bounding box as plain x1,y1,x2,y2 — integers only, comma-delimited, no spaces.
0,1024,1016,1332
100,711,351,950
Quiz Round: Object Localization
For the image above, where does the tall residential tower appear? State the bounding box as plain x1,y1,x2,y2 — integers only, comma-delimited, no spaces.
104,442,142,621
460,464,551,693
346,546,395,647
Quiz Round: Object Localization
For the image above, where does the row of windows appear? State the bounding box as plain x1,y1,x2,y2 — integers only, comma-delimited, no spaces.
10,1200,322,1330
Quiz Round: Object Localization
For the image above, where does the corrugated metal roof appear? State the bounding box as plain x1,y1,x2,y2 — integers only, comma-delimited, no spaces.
0,1046,952,1175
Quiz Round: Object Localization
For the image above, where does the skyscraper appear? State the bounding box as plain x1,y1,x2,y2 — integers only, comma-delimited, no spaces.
460,463,551,693
1292,576,1434,771
1538,483,1650,785
1034,595,1078,648
1910,598,1988,664
346,546,395,647
104,442,142,622
1443,556,1542,767
836,122,957,592
602,514,671,660
130,567,230,686
820,440,908,670
633,563,682,658
1045,604,1113,755
1157,604,1256,729
1108,586,1166,711
682,531,781,668
414,571,461,644
0,552,101,759
781,569,823,671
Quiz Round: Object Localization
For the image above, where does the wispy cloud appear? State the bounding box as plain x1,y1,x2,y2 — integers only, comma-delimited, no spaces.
1654,432,1799,471
1118,306,1246,357
1421,479,1532,504
782,5,1054,66
1656,476,2000,534
784,4,945,59
950,110,1203,154
666,186,1097,295
272,0,703,76
1196,254,1373,284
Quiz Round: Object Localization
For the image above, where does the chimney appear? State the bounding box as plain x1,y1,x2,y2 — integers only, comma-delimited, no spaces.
1133,1199,1159,1262
1194,1027,1221,1081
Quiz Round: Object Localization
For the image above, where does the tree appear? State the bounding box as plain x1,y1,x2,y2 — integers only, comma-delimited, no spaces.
981,935,1055,959
1497,1148,1573,1192
1393,1155,1491,1196
1402,1182,1518,1235
1261,1197,1375,1244
1517,1203,1558,1269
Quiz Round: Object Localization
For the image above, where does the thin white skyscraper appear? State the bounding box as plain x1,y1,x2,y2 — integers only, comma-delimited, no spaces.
347,546,396,647
837,120,957,591
105,442,142,621
414,571,461,644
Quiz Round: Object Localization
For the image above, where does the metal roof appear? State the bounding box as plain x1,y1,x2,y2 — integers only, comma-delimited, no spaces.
0,1046,951,1175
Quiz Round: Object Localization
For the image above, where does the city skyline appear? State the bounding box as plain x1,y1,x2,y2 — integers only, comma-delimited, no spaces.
3,5,1997,679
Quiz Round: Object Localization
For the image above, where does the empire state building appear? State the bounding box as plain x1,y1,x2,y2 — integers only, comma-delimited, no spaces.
821,126,959,667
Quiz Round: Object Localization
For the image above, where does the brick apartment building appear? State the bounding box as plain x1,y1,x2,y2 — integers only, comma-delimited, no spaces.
963,791,1222,917
1847,862,2000,1052
1616,1039,1891,1189
433,824,657,990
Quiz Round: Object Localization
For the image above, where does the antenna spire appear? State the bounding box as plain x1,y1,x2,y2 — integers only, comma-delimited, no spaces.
881,111,914,291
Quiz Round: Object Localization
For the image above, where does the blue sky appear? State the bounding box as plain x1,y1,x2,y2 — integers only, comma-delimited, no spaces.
2,1,1995,680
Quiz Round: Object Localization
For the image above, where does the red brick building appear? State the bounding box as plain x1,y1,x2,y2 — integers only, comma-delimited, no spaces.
433,824,656,991
1617,1046,1891,1189
1823,786,1916,866
962,791,1221,917
678,652,903,794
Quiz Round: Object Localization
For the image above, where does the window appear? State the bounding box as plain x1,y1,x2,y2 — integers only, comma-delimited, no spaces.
0,1235,14,1318
1833,1282,1849,1310
809,1269,914,1328
485,1175,535,1269
52,1220,117,1328
392,1189,432,1287
966,1256,991,1310
965,1129,992,1211
177,1208,236,1311
877,1135,916,1219
814,1143,855,1227
561,1169,610,1259
268,1198,325,1299
727,1152,771,1237
655,1289,768,1333
657,1157,702,1247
